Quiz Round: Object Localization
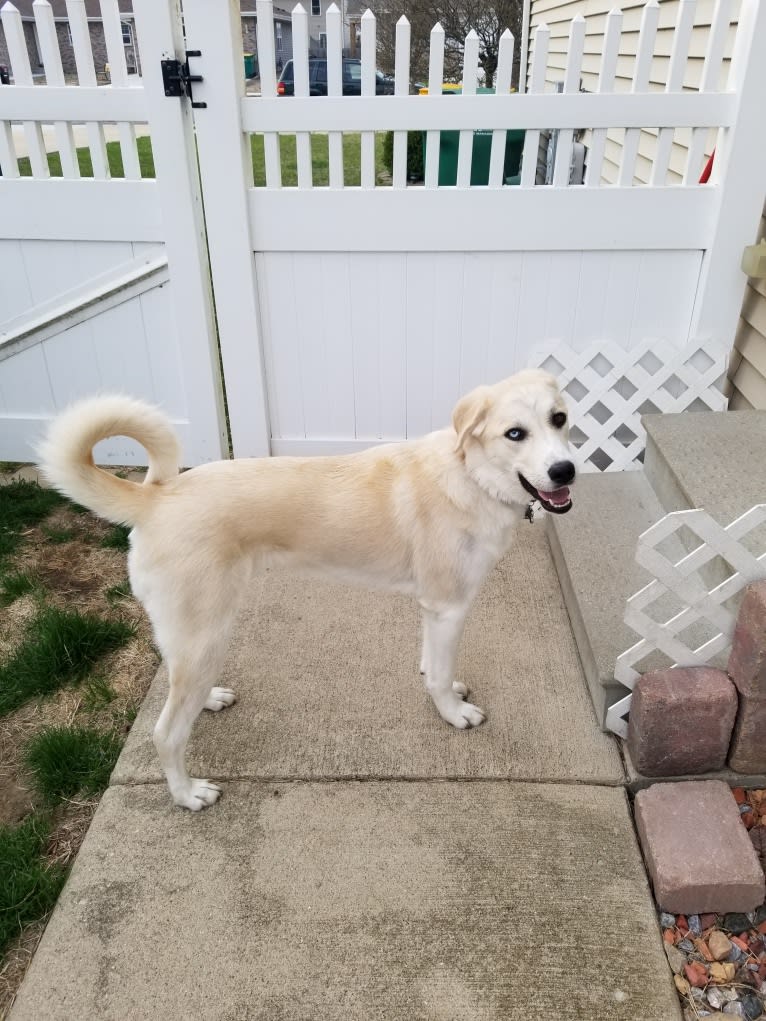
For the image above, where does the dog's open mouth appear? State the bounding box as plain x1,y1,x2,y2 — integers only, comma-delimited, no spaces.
518,473,573,515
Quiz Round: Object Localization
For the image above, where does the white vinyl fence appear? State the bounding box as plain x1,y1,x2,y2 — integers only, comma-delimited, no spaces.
1,0,766,464
189,0,766,458
0,0,229,465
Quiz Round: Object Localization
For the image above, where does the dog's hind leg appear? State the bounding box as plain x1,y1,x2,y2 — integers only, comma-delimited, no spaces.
420,605,484,729
154,634,233,811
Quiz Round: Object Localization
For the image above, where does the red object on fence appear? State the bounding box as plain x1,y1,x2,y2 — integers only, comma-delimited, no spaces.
699,149,716,183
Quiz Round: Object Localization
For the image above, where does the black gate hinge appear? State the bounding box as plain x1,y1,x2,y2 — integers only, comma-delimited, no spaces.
161,50,207,108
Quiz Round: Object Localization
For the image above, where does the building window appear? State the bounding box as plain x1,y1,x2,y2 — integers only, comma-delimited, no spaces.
319,32,327,53
121,20,133,46
66,24,73,47
311,0,320,15
275,22,283,54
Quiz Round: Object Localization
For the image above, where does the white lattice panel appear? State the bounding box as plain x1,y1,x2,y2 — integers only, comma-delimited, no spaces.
606,504,766,738
533,339,728,473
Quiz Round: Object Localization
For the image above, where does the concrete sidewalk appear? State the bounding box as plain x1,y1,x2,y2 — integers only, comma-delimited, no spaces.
9,526,681,1020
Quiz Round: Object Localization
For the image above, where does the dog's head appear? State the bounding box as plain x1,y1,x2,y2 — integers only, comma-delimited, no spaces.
452,369,575,515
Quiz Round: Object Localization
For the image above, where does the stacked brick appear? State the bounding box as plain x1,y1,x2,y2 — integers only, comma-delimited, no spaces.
627,580,766,778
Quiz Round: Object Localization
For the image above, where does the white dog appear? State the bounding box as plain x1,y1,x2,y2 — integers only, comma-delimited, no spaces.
39,370,575,810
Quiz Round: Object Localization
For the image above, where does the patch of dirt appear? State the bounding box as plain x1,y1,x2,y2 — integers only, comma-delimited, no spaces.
0,920,46,1021
0,779,35,826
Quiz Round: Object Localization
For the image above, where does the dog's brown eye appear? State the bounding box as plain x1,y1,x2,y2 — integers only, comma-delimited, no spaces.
551,412,567,429
505,427,527,442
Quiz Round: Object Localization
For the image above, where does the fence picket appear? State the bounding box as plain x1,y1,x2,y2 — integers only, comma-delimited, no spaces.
425,22,445,188
520,22,549,187
488,29,513,188
684,0,732,185
392,15,411,189
360,9,376,189
326,2,343,188
552,15,585,188
33,0,79,179
256,0,281,187
456,30,479,188
0,120,19,179
66,0,108,179
689,0,766,342
584,8,621,187
618,0,660,187
650,0,694,188
1,2,49,178
101,0,140,180
292,4,312,189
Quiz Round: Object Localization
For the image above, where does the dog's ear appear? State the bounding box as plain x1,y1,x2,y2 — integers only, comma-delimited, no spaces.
453,386,492,453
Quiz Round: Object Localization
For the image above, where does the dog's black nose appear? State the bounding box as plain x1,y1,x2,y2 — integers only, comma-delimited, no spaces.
548,460,575,486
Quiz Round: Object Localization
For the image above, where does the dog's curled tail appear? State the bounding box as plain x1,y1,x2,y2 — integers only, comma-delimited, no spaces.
38,395,180,527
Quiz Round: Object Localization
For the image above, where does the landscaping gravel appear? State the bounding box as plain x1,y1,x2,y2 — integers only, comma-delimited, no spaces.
662,788,766,1019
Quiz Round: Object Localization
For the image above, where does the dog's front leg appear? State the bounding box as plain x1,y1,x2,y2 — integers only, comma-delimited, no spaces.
420,606,485,729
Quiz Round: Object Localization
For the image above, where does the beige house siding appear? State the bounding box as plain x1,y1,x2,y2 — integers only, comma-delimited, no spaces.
528,0,766,408
730,202,766,409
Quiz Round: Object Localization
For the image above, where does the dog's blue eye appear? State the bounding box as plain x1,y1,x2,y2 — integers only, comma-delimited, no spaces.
505,428,527,442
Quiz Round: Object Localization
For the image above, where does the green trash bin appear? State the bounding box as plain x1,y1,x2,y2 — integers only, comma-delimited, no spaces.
424,86,523,186
243,53,256,79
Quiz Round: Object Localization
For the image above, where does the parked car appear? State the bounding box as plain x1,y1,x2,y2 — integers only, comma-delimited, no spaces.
375,70,395,95
277,58,394,96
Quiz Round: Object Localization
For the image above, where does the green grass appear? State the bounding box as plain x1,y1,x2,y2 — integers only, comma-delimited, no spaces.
17,130,391,188
0,815,66,957
24,725,122,805
0,606,135,717
0,481,66,563
0,569,39,608
0,462,25,474
41,525,77,545
250,131,390,186
17,135,155,179
101,525,131,552
82,676,117,712
106,579,132,605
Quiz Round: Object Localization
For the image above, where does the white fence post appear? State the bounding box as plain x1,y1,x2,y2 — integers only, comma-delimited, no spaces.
180,0,271,458
690,0,766,346
132,0,229,462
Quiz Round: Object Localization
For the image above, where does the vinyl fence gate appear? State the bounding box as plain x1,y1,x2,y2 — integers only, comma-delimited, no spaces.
1,0,766,466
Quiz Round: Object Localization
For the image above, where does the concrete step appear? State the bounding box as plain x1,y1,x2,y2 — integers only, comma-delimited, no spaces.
551,409,766,732
644,409,766,520
644,408,766,588
547,471,666,729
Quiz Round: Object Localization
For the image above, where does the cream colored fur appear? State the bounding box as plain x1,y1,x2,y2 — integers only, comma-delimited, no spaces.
39,370,575,810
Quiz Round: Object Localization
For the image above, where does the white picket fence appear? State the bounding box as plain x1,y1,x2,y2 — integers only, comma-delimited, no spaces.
1,0,766,463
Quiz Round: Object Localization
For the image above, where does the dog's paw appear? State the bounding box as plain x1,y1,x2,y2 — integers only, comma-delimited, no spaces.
437,694,485,730
204,687,236,712
173,779,222,811
452,681,468,698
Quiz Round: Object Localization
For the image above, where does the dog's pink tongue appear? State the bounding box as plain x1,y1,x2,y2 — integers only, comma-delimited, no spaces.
537,486,571,505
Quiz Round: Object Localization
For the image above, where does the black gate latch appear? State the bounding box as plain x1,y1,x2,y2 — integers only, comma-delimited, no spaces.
161,51,207,109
